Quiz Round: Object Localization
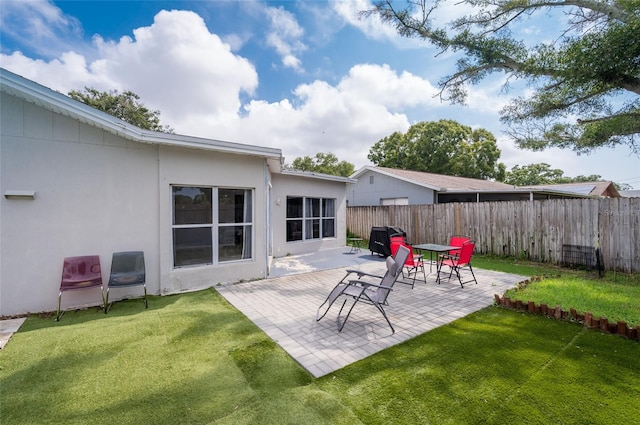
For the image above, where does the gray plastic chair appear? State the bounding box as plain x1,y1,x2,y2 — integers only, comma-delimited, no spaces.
316,245,410,333
103,251,147,313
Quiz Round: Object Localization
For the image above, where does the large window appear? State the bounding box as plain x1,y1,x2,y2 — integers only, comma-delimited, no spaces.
218,188,252,262
286,197,335,242
172,186,253,267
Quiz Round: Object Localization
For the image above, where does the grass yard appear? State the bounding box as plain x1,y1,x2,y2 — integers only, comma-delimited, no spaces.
2,265,639,425
475,255,640,326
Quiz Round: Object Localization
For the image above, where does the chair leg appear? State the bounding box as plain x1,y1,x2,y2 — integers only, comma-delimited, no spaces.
455,264,477,288
104,288,112,313
56,291,64,321
374,303,395,334
336,293,395,334
143,284,148,309
407,265,416,289
102,286,108,313
316,283,348,321
468,264,478,285
336,289,367,332
417,262,426,285
337,298,355,332
455,266,464,288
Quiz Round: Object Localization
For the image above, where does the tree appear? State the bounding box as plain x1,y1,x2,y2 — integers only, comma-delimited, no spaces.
68,87,173,133
288,152,355,177
366,1,640,155
368,120,506,180
502,163,603,186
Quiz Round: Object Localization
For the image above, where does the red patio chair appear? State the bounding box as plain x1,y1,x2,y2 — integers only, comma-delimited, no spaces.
447,235,471,257
436,241,477,288
391,239,426,289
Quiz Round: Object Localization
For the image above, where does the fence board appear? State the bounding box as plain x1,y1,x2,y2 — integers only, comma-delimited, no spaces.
347,198,639,273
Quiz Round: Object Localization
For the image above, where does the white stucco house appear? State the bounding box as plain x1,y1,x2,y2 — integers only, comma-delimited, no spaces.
348,166,597,206
0,68,353,317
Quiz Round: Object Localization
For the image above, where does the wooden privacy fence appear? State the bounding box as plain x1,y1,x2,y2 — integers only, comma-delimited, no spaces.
347,198,640,273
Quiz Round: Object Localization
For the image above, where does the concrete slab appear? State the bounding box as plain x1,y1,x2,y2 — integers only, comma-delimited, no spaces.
0,317,26,350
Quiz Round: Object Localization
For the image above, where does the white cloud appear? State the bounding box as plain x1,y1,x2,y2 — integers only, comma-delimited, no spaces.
331,0,404,44
264,5,307,71
91,10,258,124
1,9,440,169
2,10,258,129
0,0,88,58
224,64,439,166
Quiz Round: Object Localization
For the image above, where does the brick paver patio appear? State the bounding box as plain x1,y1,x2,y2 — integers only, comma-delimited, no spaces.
216,252,527,377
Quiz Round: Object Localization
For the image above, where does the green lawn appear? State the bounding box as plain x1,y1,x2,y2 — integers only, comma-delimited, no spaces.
1,261,639,424
474,255,640,326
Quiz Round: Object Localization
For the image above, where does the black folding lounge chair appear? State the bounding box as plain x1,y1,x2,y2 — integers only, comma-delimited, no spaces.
316,245,410,333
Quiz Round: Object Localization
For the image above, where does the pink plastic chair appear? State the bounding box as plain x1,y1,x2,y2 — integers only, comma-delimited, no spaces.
56,255,103,321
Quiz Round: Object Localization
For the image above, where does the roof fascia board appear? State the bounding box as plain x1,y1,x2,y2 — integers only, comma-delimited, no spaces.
443,188,593,198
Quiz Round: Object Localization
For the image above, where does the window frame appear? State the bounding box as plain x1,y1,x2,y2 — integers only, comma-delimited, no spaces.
286,196,336,242
172,185,254,268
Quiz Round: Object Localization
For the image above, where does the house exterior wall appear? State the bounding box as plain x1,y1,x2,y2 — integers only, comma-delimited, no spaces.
157,146,269,294
270,173,348,257
0,93,270,316
347,169,435,206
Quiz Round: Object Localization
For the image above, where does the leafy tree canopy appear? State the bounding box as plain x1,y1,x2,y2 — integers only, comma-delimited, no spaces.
68,87,173,133
366,0,640,155
503,163,603,186
287,152,356,177
368,119,507,180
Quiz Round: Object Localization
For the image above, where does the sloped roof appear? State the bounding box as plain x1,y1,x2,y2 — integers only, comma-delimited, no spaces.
523,181,620,197
620,190,640,198
351,166,515,191
0,68,283,172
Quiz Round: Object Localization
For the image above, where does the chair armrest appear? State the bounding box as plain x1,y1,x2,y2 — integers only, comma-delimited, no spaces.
438,253,459,261
344,269,384,280
348,280,392,291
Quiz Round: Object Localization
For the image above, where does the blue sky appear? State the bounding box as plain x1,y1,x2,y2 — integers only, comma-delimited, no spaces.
1,0,638,188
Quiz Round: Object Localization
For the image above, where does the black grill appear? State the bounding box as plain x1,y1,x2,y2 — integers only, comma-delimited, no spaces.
368,226,406,257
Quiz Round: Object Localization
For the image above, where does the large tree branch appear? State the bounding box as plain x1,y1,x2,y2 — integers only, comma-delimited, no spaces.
577,111,640,126
461,0,633,26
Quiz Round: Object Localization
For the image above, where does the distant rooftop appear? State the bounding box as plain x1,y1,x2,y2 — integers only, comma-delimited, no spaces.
523,181,620,197
352,166,514,191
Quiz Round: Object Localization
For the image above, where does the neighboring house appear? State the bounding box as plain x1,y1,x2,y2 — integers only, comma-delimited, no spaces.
620,189,640,198
0,68,351,316
523,181,621,198
347,166,596,206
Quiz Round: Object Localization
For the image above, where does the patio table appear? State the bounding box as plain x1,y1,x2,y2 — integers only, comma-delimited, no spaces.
347,237,364,254
413,243,458,273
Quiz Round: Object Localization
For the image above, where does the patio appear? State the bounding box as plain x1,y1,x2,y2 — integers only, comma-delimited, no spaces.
216,247,528,377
